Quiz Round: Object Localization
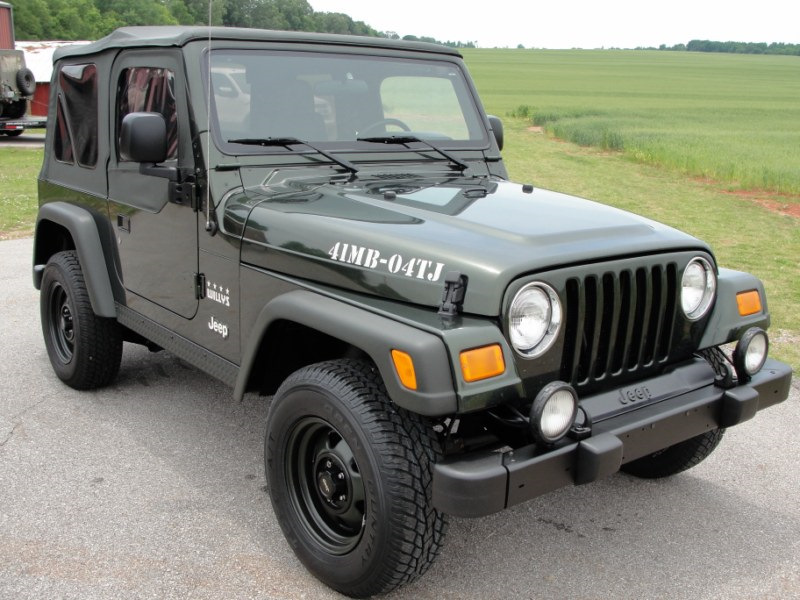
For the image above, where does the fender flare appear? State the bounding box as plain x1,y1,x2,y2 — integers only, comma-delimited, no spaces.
699,268,771,349
33,202,119,318
234,290,458,416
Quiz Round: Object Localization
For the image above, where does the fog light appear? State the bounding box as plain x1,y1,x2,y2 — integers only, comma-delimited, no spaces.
530,381,578,444
733,328,768,381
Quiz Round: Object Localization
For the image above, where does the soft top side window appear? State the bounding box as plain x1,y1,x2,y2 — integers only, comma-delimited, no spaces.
54,63,98,167
117,67,178,161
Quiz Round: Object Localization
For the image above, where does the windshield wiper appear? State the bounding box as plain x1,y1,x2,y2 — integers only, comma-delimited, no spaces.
357,135,470,172
228,137,358,177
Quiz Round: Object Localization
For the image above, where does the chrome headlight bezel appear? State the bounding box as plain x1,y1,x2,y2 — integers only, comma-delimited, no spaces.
681,257,716,321
508,282,562,358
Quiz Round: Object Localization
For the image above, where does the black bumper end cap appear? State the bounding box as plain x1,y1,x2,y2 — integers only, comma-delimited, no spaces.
575,433,623,485
432,453,507,518
720,385,759,427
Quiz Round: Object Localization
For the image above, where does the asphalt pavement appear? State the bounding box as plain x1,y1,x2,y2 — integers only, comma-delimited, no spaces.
1,237,798,599
0,132,45,148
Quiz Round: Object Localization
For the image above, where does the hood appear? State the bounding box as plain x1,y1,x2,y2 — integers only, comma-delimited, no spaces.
229,170,708,316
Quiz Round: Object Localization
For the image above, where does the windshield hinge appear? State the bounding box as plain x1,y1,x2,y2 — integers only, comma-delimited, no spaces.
438,272,468,317
170,180,199,211
195,273,206,300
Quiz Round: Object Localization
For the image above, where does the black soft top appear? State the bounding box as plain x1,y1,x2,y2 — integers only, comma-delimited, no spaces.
53,26,461,61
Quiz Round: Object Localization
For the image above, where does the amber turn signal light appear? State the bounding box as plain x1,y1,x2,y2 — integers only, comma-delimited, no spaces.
736,290,762,316
391,350,418,390
460,344,505,383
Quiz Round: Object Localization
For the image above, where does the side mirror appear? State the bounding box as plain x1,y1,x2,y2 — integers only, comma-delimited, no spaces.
487,115,504,151
120,112,167,163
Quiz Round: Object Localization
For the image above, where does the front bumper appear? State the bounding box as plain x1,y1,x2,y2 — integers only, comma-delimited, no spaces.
432,358,792,518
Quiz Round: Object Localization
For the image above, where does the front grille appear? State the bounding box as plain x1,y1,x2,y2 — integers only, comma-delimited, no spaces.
561,262,679,390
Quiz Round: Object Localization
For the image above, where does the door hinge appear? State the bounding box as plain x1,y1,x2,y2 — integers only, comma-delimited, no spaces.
170,180,199,211
438,271,468,317
195,273,206,300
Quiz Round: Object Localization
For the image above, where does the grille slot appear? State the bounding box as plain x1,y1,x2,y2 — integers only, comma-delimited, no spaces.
562,263,678,389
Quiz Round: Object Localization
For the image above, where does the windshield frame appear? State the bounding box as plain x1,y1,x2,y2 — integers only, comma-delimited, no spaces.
201,46,491,158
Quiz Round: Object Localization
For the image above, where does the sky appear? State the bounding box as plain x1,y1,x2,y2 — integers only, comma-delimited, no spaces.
308,0,800,49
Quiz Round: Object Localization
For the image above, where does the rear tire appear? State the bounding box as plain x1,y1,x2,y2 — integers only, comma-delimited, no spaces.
265,359,448,597
16,67,36,96
621,428,725,479
40,251,122,389
3,99,27,119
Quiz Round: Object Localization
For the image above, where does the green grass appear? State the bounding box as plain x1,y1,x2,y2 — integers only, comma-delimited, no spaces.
463,49,800,195
1,51,797,369
0,148,41,240
499,118,799,369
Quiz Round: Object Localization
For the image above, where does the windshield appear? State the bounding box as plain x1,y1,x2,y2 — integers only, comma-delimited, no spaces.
207,49,487,153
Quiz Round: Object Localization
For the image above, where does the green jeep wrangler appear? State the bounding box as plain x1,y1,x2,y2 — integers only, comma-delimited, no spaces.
33,26,792,598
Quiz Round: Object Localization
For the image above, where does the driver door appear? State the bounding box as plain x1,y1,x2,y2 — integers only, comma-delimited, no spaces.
107,51,199,319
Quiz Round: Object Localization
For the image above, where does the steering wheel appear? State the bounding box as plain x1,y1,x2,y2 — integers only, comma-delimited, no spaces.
358,118,412,138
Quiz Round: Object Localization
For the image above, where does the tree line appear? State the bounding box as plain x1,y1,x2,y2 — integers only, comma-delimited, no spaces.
10,0,476,47
11,0,380,40
654,40,800,56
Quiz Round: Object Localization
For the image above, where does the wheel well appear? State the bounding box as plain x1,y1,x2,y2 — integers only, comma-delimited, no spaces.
35,220,75,266
247,320,369,397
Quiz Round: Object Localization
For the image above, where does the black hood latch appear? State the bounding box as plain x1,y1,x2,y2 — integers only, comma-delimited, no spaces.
438,272,468,316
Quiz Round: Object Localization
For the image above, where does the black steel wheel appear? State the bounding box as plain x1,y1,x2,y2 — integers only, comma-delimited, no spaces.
40,251,122,389
621,428,725,479
285,416,366,555
266,359,448,598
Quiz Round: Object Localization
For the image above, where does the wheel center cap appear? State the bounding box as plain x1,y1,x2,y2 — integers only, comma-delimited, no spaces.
317,472,336,499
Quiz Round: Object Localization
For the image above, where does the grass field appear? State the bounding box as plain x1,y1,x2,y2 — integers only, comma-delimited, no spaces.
1,50,797,367
463,49,800,195
460,49,799,368
0,148,41,240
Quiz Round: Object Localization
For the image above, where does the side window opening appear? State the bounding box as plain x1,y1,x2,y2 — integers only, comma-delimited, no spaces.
54,64,98,167
53,97,74,164
117,67,178,160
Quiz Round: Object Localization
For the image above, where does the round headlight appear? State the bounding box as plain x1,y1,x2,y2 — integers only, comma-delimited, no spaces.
681,257,716,320
508,283,562,358
530,382,578,444
733,328,769,380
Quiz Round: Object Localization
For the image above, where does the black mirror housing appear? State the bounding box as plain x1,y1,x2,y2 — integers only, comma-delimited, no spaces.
488,115,504,151
120,112,168,163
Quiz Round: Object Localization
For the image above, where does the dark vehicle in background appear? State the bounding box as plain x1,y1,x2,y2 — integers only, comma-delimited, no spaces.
32,27,792,597
0,2,45,135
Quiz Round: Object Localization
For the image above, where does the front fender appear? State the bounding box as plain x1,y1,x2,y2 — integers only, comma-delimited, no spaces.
699,268,771,349
234,290,458,416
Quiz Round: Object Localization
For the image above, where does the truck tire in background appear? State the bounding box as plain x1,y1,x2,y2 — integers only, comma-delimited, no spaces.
16,67,36,96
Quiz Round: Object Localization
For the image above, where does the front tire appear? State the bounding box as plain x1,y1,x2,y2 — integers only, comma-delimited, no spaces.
40,251,122,389
265,359,448,598
621,428,725,479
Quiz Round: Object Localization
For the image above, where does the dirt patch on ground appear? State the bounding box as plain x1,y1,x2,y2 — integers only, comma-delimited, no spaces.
526,126,544,133
720,189,800,219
